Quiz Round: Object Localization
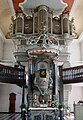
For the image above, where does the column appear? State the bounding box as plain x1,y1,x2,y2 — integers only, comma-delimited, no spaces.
53,60,59,101
59,65,63,120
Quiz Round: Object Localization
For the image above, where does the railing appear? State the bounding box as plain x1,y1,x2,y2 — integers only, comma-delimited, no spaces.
62,65,83,84
0,64,25,86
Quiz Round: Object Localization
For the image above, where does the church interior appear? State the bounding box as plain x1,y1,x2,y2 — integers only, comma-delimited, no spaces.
0,0,83,120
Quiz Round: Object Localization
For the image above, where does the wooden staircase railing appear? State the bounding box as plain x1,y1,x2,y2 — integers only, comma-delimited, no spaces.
0,64,25,86
62,65,83,84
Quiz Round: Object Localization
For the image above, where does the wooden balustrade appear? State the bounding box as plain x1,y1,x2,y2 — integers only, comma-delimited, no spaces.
0,64,25,86
62,65,83,84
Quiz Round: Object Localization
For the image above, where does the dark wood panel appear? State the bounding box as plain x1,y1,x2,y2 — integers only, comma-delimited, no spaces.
24,16,33,34
0,64,25,86
62,65,83,84
53,18,61,34
63,78,83,84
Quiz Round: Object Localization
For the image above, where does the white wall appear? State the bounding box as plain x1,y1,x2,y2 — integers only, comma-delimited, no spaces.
79,32,83,61
0,83,22,112
68,85,83,112
0,32,22,112
3,39,15,62
65,37,83,112
0,31,28,112
69,39,81,67
69,33,83,66
0,33,4,60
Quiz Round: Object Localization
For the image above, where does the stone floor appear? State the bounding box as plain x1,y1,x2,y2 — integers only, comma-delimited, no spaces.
0,112,74,120
0,113,21,120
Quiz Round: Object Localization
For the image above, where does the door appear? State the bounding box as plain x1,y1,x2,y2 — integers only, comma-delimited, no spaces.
9,93,16,112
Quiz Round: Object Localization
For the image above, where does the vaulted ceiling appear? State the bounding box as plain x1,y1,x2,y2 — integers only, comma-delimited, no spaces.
0,0,82,38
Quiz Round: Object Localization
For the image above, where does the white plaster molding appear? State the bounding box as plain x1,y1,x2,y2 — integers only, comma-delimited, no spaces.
0,60,14,67
19,0,27,5
72,83,83,86
8,0,16,19
60,0,68,6
78,32,83,42
69,0,79,18
19,0,67,16
0,28,5,42
56,61,63,66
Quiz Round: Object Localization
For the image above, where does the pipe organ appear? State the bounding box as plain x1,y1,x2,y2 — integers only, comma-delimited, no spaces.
12,6,73,36
12,2,75,120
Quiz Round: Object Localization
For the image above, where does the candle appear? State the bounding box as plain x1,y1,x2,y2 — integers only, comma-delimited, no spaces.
34,94,37,99
50,95,52,99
